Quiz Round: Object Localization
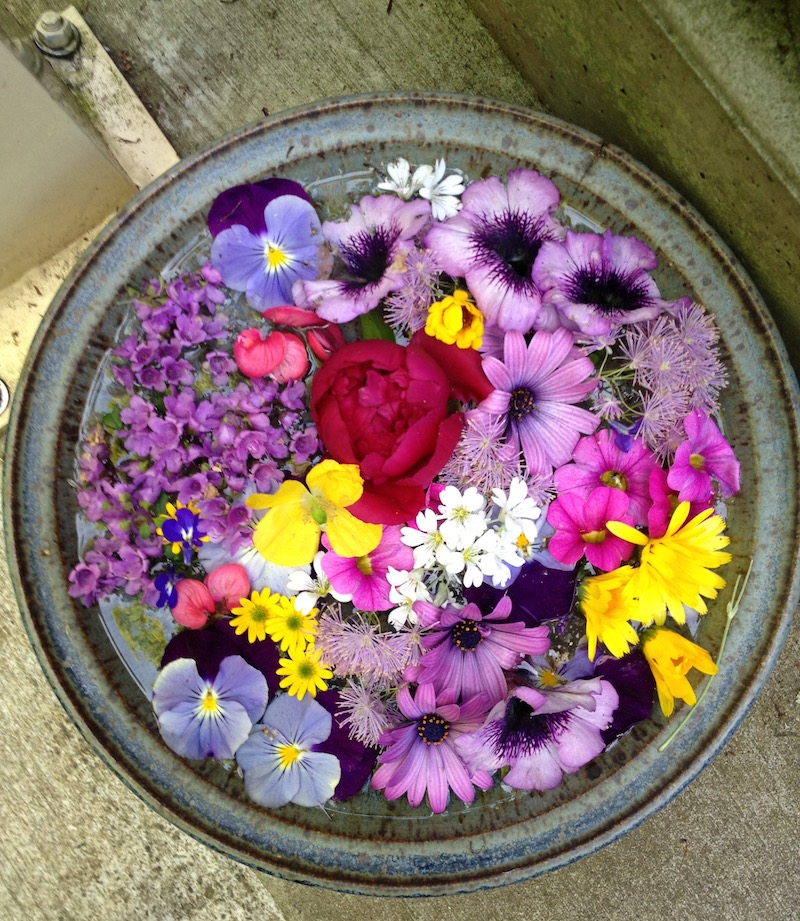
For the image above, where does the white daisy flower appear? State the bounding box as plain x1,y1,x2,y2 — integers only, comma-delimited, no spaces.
418,159,465,220
438,484,488,550
377,158,434,200
285,550,351,613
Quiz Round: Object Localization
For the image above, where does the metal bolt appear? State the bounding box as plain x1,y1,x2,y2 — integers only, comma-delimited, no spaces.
33,11,81,57
0,380,9,417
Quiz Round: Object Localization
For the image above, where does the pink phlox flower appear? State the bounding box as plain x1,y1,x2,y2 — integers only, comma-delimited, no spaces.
647,466,712,538
480,328,599,476
455,678,619,791
667,408,740,501
554,428,658,526
320,526,413,612
546,486,636,571
370,683,493,813
407,596,551,706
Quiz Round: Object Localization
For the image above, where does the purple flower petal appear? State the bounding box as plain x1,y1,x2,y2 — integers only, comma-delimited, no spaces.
208,179,310,237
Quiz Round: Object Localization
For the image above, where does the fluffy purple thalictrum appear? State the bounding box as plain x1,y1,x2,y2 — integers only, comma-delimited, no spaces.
554,428,658,527
667,408,740,502
534,229,670,336
235,692,341,808
479,328,599,476
294,194,431,323
546,486,636,571
456,678,619,791
370,683,493,813
424,169,564,331
407,596,551,706
207,179,311,237
152,655,269,761
210,195,326,311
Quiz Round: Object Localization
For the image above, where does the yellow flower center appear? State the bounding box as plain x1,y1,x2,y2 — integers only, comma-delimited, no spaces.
298,661,316,680
265,243,288,270
278,743,303,769
539,668,561,687
583,529,607,544
689,453,706,470
250,604,270,624
601,469,628,491
356,555,373,575
200,689,219,713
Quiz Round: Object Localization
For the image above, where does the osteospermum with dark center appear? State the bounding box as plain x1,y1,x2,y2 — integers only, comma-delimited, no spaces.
424,169,564,331
534,229,669,336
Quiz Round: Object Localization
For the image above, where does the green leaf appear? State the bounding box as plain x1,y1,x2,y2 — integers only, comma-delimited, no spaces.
103,402,123,432
359,309,396,342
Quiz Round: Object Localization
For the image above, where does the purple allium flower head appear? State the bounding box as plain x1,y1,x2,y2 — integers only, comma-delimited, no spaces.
370,683,493,813
210,195,325,311
667,408,740,501
408,596,551,706
480,328,599,476
152,655,269,761
235,692,341,808
456,677,618,791
534,229,669,336
424,169,563,332
294,194,431,323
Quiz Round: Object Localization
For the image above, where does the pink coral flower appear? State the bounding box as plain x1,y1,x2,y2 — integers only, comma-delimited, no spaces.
171,563,251,629
667,408,740,502
546,486,636,571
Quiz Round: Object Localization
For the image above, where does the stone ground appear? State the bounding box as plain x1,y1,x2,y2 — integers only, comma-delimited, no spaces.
1,0,799,918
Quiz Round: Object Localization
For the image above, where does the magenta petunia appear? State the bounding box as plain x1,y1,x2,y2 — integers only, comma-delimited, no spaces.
424,169,564,331
479,328,599,476
370,683,493,813
667,408,740,502
554,428,658,526
647,466,712,539
546,486,636,570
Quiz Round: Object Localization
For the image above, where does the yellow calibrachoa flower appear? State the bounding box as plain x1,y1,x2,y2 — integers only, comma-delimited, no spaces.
641,627,718,717
606,502,731,627
230,588,286,643
265,595,318,656
425,289,484,350
245,459,382,567
276,643,333,700
579,566,640,660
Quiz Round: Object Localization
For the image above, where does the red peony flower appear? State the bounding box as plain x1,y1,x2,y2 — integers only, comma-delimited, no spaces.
310,340,463,524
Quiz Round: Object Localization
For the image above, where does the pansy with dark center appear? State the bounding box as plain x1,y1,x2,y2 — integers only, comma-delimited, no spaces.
471,210,552,292
337,225,396,294
485,695,572,759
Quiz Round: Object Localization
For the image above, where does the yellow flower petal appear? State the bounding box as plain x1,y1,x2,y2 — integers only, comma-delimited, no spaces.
252,499,321,567
325,506,383,558
246,479,308,510
307,459,364,507
642,627,718,717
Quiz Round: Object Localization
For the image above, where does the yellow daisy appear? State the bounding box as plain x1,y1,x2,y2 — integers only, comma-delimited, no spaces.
276,644,333,700
265,596,318,656
579,566,640,660
229,588,286,643
641,627,718,717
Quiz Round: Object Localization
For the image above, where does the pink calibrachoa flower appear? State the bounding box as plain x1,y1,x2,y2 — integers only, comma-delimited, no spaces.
320,526,413,612
647,466,711,539
171,563,251,629
546,486,636,571
667,408,740,502
456,678,619,791
479,328,599,476
233,327,308,382
370,683,493,813
554,428,658,526
407,596,551,706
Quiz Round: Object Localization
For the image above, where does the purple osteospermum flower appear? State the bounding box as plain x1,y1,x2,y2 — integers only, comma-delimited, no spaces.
480,328,599,476
667,408,740,501
294,194,431,323
210,195,325,311
456,678,618,791
370,683,493,813
408,596,551,706
534,229,669,336
424,169,563,332
152,655,269,761
235,692,341,808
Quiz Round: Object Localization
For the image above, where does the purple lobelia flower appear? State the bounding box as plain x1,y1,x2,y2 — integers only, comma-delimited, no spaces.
210,195,326,311
294,193,431,323
424,169,564,332
533,229,669,336
479,328,599,476
152,655,269,761
235,692,341,808
407,596,551,706
456,677,618,791
370,683,493,813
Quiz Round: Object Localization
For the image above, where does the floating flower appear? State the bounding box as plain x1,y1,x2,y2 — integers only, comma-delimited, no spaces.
424,168,564,331
578,566,639,660
246,460,382,568
152,655,269,760
425,289,483,350
418,159,465,221
276,643,333,700
229,587,288,643
207,178,311,237
546,486,636,571
232,327,309,382
264,595,319,655
377,157,434,199
154,565,181,608
606,501,732,625
158,504,209,565
641,627,718,717
235,692,341,808
286,550,352,614
210,195,325,311
667,408,740,502
480,328,599,475
437,484,488,551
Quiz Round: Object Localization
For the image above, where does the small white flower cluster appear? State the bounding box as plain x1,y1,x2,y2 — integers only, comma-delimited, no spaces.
286,550,352,614
378,157,465,221
387,478,543,629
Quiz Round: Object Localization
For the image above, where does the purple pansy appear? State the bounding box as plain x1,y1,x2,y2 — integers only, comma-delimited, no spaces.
160,507,207,565
235,692,341,808
534,229,669,336
152,655,269,761
207,179,311,237
424,168,564,331
479,328,599,475
294,193,431,323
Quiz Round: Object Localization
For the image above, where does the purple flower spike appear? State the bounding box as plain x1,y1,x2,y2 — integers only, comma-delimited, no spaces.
534,229,668,336
152,655,269,761
210,195,324,311
236,693,341,808
667,408,740,501
424,169,564,331
207,179,311,237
